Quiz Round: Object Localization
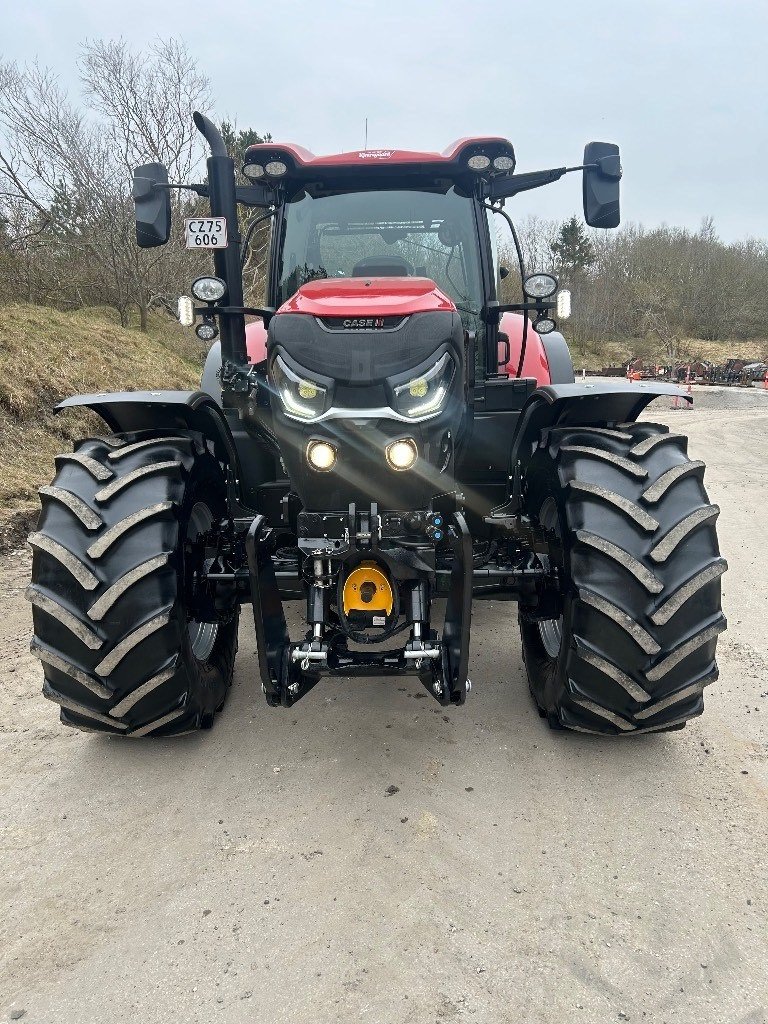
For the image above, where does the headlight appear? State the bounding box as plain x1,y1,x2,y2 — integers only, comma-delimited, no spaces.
271,355,328,420
523,273,558,299
386,438,418,471
533,316,556,335
191,276,227,302
307,440,337,471
265,160,288,177
243,162,265,180
392,353,455,419
195,321,218,342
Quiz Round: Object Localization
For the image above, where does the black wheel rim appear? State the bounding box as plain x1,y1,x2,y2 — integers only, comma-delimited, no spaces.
186,501,219,662
537,496,564,660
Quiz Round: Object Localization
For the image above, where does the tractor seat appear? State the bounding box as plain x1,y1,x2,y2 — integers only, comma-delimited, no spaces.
351,255,414,277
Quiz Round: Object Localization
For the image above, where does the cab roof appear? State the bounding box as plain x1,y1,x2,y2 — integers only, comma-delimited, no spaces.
242,137,516,194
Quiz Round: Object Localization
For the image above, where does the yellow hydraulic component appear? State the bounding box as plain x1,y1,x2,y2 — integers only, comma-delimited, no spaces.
342,561,394,615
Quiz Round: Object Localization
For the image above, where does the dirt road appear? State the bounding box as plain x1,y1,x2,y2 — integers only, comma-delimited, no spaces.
2,394,767,1024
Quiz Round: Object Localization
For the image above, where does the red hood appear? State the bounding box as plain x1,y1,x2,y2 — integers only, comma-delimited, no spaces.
275,277,456,318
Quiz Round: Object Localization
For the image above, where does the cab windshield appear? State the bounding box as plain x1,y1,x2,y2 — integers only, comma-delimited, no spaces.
276,187,484,322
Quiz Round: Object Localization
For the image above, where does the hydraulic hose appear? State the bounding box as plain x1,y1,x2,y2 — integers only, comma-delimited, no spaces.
485,202,529,379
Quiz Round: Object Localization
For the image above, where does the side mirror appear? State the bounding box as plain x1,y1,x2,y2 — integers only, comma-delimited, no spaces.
133,162,171,248
582,142,621,228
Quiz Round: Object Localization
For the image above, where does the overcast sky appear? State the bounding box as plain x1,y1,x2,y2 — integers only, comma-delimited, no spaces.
4,0,767,241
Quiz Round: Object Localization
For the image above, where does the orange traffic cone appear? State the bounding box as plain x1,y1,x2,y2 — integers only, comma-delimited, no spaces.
764,369,768,391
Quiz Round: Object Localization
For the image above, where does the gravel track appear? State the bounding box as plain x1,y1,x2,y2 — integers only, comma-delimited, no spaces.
1,397,766,1024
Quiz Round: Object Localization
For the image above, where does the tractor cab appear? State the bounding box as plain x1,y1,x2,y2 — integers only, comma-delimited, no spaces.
233,138,585,503
242,137,545,383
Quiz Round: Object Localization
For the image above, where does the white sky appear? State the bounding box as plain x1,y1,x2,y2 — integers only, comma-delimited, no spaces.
4,0,767,241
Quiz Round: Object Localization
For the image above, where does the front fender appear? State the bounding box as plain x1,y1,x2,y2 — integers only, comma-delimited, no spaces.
509,379,690,475
55,389,239,469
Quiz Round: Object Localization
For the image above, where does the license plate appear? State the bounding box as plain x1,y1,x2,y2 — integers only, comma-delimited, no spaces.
184,217,227,249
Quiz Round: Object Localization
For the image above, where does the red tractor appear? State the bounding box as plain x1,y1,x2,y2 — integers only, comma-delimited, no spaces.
28,113,726,738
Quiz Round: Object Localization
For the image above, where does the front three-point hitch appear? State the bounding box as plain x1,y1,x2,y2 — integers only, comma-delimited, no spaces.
239,502,473,708
188,499,562,710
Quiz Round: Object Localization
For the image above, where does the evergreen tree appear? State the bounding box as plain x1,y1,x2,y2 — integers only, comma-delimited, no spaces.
551,215,595,278
220,122,273,177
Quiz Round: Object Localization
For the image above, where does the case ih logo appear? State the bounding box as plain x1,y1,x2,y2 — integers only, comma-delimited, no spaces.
358,150,393,160
343,317,385,329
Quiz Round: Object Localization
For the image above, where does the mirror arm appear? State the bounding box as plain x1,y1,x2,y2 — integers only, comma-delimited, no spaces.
153,181,275,208
195,304,276,327
482,299,554,324
488,160,617,201
488,166,567,200
153,181,209,197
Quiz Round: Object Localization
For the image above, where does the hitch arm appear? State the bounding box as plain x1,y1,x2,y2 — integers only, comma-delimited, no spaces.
245,516,289,706
437,512,473,705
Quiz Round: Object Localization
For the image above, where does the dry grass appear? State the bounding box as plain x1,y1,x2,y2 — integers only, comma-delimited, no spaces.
570,336,768,371
0,304,203,538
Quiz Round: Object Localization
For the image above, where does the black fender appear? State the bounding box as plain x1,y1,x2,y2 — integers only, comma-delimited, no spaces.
201,341,223,405
508,379,690,481
540,331,575,385
55,389,239,470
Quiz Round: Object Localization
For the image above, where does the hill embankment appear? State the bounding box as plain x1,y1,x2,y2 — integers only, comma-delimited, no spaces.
0,304,202,548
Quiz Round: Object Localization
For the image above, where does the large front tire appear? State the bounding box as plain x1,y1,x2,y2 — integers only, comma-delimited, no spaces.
521,422,727,735
28,432,238,737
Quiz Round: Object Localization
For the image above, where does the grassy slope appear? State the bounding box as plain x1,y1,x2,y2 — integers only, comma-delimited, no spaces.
0,304,202,544
569,336,768,371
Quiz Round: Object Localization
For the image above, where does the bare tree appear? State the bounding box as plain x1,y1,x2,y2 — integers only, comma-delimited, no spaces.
0,40,212,327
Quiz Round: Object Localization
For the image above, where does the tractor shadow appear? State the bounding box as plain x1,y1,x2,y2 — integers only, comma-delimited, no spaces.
74,601,696,828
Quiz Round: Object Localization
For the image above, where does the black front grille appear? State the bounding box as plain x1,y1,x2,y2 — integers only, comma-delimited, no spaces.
269,310,461,384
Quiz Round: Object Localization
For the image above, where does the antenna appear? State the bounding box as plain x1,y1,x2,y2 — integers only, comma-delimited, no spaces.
364,117,368,151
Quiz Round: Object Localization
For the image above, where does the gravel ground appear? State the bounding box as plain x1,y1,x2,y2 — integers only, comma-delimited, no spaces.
1,390,766,1024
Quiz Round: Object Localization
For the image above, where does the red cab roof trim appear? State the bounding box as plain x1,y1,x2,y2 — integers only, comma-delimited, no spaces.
244,137,514,171
277,277,457,318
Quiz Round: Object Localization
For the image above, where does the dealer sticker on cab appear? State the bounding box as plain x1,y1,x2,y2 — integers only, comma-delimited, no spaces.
184,217,227,249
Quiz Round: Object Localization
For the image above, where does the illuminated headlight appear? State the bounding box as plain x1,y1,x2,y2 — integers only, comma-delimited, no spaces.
178,295,194,327
392,353,455,419
556,289,572,319
467,154,491,171
265,160,288,177
523,273,558,299
243,162,265,180
191,276,227,302
493,155,515,172
307,440,337,471
386,438,418,471
271,355,328,420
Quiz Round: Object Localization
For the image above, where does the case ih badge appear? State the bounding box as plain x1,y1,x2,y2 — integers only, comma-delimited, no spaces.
28,112,726,741
342,317,385,328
